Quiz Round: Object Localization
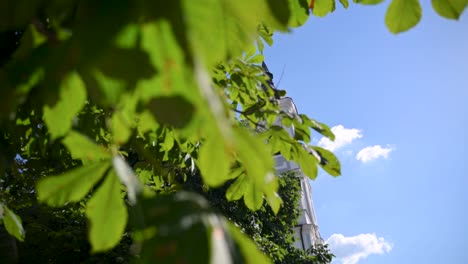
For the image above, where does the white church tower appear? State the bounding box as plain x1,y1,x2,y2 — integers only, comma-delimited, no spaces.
273,97,324,250
261,62,323,250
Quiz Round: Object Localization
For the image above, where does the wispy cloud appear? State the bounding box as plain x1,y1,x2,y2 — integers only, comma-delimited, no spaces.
356,145,393,163
318,125,362,152
326,233,393,264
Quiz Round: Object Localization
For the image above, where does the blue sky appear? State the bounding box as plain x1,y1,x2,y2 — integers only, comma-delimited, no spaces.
265,2,467,263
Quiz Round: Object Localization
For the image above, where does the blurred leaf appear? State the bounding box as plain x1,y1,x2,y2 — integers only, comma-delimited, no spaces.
198,134,231,187
243,180,265,211
294,145,318,180
385,0,422,33
313,0,335,17
62,131,111,163
147,96,195,129
111,92,139,145
95,46,155,83
181,0,290,67
111,111,132,145
235,127,274,187
43,72,87,139
225,174,264,211
37,161,110,206
226,174,248,201
354,0,385,4
88,69,127,106
2,205,25,241
287,0,310,26
136,110,159,136
340,0,350,8
86,170,128,253
432,0,468,19
311,146,341,176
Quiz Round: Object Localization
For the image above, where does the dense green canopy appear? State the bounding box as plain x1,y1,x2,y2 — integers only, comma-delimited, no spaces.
0,0,465,263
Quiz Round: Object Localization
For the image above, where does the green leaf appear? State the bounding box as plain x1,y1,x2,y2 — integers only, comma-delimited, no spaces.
36,161,110,207
340,0,350,8
111,93,138,145
432,0,468,19
288,0,310,26
226,174,249,201
264,175,282,214
354,0,385,4
198,134,230,187
180,0,289,67
300,114,335,141
225,174,264,211
294,145,319,180
243,181,265,211
227,222,271,264
111,111,132,145
235,127,274,187
147,96,195,129
136,110,159,136
62,131,111,163
311,146,341,176
2,206,25,241
385,0,422,33
89,69,127,106
313,0,335,17
43,71,87,139
86,170,128,253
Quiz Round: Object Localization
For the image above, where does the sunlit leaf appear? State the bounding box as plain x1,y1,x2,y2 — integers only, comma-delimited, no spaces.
37,161,110,206
86,170,128,253
287,0,310,26
62,131,111,163
181,0,289,67
226,174,249,201
198,134,231,187
243,180,264,211
235,127,274,187
43,72,87,139
294,145,319,180
313,0,335,17
339,0,350,9
311,146,341,176
300,114,335,141
354,0,385,4
432,0,468,20
385,0,422,33
111,111,131,145
2,205,25,241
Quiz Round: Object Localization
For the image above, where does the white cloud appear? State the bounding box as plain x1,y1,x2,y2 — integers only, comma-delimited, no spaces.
356,145,393,163
318,125,362,151
326,233,393,264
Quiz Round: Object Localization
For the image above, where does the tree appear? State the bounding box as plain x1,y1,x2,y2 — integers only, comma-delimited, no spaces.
0,0,465,263
184,170,335,263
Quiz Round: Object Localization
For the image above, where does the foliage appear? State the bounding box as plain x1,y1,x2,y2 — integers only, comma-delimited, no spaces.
0,0,465,263
184,170,324,263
